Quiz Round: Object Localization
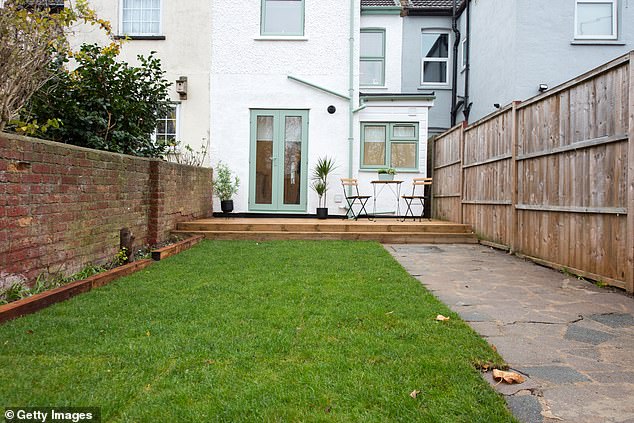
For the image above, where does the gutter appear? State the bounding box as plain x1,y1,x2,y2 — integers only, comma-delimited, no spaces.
348,0,355,183
450,0,461,126
287,75,350,100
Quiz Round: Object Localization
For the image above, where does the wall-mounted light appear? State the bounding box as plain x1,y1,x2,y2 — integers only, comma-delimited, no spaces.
493,103,501,109
538,83,548,92
327,105,336,114
176,76,188,100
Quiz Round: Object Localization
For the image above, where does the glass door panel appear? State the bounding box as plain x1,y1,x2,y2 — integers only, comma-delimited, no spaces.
283,116,302,205
255,116,274,205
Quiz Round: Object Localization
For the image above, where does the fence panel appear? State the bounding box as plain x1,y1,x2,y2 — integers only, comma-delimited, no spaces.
431,52,633,292
432,124,462,222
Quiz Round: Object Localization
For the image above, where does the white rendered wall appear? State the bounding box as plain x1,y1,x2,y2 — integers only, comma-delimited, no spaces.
70,0,212,162
355,101,432,215
210,1,360,214
360,14,403,93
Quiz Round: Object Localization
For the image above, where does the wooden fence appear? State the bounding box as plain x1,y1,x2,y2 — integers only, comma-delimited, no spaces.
432,51,634,293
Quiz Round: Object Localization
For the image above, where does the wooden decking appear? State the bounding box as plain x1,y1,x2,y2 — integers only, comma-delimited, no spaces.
173,218,477,244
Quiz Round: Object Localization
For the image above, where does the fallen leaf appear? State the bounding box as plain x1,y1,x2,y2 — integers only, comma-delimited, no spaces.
490,344,497,352
26,330,34,335
435,315,450,321
409,390,421,398
146,331,151,337
492,369,525,384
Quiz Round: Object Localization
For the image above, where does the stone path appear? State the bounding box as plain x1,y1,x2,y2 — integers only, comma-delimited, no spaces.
386,244,634,423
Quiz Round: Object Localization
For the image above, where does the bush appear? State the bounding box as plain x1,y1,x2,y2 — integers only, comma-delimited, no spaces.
15,43,172,158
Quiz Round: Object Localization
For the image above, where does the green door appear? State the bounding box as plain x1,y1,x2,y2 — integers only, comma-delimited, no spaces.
249,110,309,212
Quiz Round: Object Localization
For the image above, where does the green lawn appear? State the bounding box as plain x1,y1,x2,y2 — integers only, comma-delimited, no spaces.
0,241,515,422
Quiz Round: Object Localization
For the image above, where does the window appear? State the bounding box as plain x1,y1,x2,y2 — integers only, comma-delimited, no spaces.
155,104,179,145
575,0,617,39
461,38,467,71
261,0,305,36
360,29,385,86
121,0,161,36
15,0,64,12
361,123,419,170
421,32,449,85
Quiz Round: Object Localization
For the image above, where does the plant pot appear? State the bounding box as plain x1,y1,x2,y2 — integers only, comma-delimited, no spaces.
378,173,394,181
316,207,328,220
220,200,234,213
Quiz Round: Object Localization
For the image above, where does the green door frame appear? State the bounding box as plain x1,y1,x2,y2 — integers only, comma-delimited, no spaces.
249,109,309,212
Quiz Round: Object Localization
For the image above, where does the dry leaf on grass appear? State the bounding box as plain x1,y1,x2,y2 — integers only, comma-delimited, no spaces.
492,369,525,384
409,390,421,398
435,315,450,321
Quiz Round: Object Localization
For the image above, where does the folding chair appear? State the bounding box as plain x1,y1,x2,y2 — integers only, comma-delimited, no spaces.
401,178,432,222
341,178,372,220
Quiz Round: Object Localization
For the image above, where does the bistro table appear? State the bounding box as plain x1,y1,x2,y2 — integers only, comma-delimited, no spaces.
370,180,403,217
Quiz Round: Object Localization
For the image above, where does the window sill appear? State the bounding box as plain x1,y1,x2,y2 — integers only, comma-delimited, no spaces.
360,86,389,90
359,168,421,174
254,36,308,41
418,85,451,91
570,39,624,45
115,35,166,40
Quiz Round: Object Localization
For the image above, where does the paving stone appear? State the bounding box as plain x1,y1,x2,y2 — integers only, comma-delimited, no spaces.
520,365,590,384
505,394,544,423
587,371,634,384
589,313,634,329
565,325,615,345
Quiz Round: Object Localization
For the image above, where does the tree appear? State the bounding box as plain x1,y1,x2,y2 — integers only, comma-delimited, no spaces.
0,0,109,132
19,43,172,157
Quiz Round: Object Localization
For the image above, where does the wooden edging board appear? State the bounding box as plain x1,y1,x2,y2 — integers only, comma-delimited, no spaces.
151,235,204,261
0,259,153,325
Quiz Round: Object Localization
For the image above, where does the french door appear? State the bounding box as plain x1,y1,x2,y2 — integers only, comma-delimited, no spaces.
249,110,309,212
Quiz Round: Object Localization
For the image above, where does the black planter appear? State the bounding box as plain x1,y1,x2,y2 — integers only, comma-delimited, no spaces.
220,200,234,214
316,207,328,219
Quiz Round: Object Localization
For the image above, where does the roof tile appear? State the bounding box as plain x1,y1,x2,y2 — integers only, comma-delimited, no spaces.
361,0,400,7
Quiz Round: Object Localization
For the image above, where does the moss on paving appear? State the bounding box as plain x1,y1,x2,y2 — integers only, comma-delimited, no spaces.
0,241,516,422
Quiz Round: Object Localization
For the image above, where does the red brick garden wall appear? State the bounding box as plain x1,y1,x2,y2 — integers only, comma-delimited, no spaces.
0,133,212,283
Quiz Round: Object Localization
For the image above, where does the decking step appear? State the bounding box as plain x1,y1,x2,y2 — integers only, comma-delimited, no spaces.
176,222,473,234
171,230,478,244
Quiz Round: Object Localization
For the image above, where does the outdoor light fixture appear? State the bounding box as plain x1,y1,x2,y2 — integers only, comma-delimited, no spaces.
493,103,501,109
176,76,188,100
538,83,548,92
327,105,336,114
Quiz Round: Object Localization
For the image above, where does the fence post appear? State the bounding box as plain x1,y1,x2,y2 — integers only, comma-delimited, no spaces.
626,52,634,293
459,121,466,224
510,101,521,253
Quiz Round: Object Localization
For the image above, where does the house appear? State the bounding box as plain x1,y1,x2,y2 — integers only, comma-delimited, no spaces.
401,0,634,129
72,0,213,160
210,0,433,215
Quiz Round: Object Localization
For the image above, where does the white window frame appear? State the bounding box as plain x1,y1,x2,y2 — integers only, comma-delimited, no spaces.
574,0,618,40
260,0,305,37
153,103,180,147
420,31,450,86
360,28,386,87
119,0,163,37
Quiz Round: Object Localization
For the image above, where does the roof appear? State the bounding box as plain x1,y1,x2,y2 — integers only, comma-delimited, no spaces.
360,0,400,6
406,0,466,8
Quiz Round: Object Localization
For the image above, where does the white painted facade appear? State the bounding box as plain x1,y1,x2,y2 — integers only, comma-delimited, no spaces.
72,0,212,162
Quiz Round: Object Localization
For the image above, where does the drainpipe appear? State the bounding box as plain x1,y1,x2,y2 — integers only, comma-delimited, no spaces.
450,0,461,126
348,0,355,183
462,0,472,122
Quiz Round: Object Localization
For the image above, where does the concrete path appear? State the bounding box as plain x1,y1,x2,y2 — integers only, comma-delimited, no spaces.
386,244,634,423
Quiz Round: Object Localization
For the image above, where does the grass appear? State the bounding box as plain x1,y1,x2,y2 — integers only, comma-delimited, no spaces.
0,241,515,422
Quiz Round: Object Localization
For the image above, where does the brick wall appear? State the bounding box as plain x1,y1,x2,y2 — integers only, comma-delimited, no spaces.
0,133,212,284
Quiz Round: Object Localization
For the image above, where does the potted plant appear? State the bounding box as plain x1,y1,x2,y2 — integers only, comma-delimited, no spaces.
378,168,396,181
311,156,336,219
212,161,240,213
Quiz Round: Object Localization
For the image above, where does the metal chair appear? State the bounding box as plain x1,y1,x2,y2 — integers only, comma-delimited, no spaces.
401,177,432,221
340,178,372,220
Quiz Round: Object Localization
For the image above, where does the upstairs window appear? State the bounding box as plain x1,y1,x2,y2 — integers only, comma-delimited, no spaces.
121,0,161,36
421,32,449,85
261,0,305,36
575,0,617,39
360,29,386,87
